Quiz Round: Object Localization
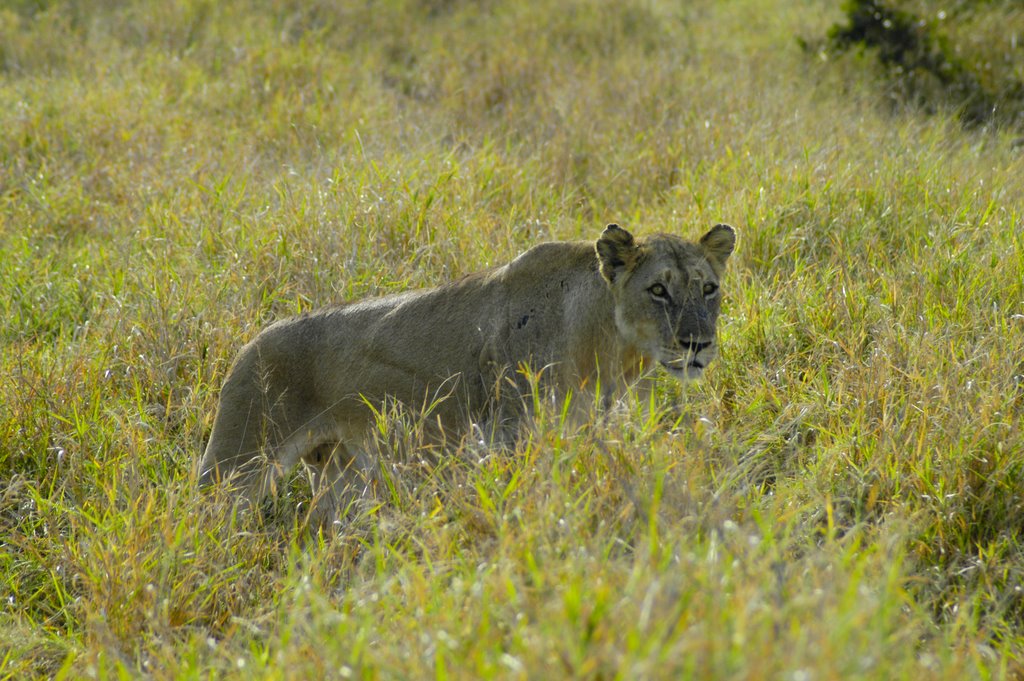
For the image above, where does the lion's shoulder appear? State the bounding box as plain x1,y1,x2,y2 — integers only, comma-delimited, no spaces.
494,239,599,291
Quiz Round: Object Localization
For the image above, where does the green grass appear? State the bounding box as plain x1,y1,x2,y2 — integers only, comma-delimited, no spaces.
2,0,1023,678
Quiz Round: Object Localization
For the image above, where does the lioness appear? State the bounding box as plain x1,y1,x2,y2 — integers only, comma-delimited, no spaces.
199,223,736,511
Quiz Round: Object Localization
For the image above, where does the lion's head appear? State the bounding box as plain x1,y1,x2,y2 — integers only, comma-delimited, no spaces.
596,223,736,380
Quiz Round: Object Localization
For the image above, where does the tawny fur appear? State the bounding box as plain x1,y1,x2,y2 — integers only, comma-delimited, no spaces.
199,223,736,514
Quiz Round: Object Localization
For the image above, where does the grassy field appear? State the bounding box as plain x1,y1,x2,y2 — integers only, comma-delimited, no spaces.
2,0,1023,678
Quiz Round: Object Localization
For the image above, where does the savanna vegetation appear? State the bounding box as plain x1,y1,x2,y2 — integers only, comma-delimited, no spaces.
2,0,1023,678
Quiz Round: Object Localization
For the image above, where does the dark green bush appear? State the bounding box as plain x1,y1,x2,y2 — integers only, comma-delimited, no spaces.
822,0,1024,129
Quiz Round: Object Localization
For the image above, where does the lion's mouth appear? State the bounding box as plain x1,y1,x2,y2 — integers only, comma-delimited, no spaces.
659,358,704,369
659,358,705,379
656,338,715,380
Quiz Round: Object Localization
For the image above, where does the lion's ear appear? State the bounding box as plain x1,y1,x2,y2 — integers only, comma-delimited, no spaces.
700,223,736,267
596,224,639,284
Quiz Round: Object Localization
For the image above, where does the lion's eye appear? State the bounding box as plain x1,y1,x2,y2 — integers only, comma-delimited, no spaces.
649,283,668,299
702,281,719,297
